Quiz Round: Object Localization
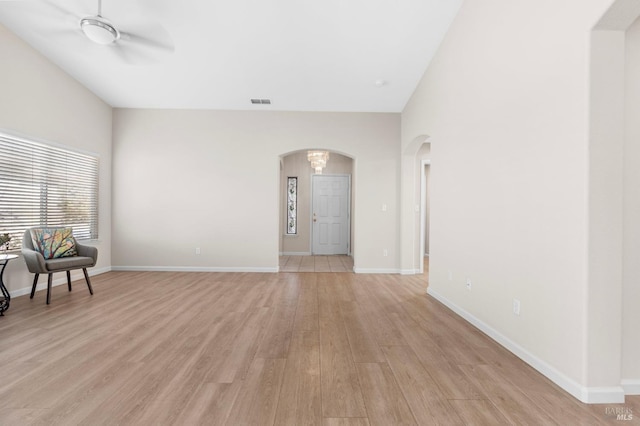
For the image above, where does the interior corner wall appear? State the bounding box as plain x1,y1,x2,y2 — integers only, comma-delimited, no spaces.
424,165,431,256
415,144,430,266
399,135,428,274
623,16,640,390
587,28,625,396
400,0,617,401
0,24,113,294
111,109,399,272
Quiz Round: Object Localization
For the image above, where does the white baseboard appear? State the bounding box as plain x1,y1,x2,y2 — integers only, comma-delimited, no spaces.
579,387,626,403
111,265,279,273
353,268,400,274
400,269,421,275
427,287,625,404
280,252,312,256
115,265,393,274
10,266,112,298
622,380,640,395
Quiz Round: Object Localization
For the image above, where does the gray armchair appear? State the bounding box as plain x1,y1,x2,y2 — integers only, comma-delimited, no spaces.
22,228,97,304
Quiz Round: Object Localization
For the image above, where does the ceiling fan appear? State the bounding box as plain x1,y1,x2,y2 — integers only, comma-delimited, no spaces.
44,0,175,64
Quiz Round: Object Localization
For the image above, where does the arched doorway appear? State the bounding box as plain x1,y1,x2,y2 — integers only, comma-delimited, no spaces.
278,150,354,269
401,135,430,275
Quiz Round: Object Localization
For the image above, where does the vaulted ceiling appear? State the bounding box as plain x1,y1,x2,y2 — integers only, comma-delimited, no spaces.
0,0,462,112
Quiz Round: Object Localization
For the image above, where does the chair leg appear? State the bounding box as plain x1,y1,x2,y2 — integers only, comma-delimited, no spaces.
67,271,72,292
30,273,39,299
83,268,94,295
46,274,53,305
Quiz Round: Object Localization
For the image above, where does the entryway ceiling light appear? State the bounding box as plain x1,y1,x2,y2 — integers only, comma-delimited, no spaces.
307,151,329,174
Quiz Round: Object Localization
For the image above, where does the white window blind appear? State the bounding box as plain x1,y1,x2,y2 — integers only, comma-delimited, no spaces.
0,132,99,249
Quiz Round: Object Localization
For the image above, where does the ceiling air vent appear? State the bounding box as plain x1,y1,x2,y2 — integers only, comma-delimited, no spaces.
251,99,271,105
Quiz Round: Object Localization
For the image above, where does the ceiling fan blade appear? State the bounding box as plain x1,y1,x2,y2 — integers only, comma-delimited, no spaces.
41,0,82,22
36,26,79,40
110,43,172,66
106,44,138,65
20,2,84,43
112,20,175,65
119,30,174,54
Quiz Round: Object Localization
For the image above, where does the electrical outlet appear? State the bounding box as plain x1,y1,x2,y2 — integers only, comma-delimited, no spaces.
466,278,471,290
448,271,453,281
383,249,388,257
513,298,521,315
195,247,201,255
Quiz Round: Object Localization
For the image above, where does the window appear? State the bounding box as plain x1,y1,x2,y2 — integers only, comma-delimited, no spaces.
0,131,99,250
287,177,297,234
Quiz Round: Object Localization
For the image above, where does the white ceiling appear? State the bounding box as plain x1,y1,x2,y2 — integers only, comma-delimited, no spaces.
0,0,462,112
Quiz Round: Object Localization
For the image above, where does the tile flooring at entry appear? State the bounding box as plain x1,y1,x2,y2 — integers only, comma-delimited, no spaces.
279,255,354,272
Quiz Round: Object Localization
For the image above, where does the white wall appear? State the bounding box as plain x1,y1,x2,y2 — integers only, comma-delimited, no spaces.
401,0,622,402
623,15,640,390
112,109,399,272
0,24,112,295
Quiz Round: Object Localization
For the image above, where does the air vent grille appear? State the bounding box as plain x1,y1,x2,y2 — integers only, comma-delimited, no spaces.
251,99,271,105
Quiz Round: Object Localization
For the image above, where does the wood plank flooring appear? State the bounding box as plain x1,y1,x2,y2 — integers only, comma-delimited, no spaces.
0,265,638,425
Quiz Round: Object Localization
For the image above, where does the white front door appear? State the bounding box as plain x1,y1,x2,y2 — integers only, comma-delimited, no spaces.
311,175,350,255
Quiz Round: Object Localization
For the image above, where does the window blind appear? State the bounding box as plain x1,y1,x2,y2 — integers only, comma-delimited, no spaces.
0,132,99,250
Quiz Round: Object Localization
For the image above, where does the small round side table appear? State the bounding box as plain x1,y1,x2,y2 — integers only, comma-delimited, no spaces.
0,254,18,316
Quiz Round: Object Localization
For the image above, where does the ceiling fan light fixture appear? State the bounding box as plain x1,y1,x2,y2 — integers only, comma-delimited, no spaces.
80,17,119,45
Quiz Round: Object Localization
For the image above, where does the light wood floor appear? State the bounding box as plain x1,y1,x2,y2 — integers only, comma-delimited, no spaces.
0,268,637,425
280,255,354,272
